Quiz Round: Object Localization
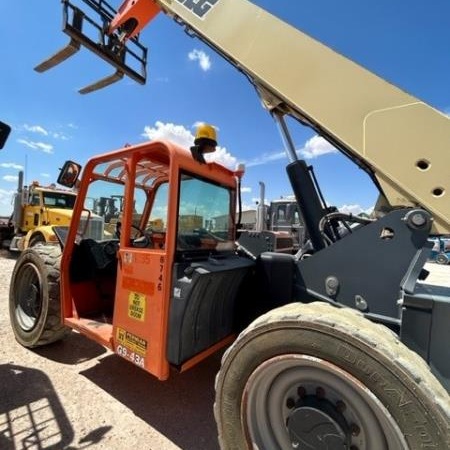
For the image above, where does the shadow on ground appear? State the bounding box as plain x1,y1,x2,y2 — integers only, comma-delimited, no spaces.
81,352,222,450
28,331,221,449
33,331,107,364
0,364,111,449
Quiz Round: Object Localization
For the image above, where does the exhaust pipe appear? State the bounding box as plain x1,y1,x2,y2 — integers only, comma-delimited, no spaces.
12,171,24,234
255,182,266,232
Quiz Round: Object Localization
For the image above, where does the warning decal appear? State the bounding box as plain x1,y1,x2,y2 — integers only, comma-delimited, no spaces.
128,291,146,321
116,327,148,356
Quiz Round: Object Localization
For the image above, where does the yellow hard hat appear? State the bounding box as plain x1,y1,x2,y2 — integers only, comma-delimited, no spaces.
195,124,217,145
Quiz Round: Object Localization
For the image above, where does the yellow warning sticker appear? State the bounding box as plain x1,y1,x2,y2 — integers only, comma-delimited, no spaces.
116,327,148,356
128,291,146,321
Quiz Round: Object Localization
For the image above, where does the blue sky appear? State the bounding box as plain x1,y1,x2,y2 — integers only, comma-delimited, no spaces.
1,0,450,216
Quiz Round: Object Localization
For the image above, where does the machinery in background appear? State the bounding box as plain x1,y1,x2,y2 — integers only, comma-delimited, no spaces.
239,182,305,256
0,171,103,251
429,236,450,265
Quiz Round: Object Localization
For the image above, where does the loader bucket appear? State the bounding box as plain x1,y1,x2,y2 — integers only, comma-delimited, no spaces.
35,0,148,94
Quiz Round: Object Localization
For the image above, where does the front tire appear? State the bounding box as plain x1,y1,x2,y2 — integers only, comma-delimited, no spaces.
9,244,69,347
214,302,450,449
28,233,46,248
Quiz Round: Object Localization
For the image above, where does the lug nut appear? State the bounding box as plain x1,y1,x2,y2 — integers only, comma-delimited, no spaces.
286,397,295,409
316,387,325,398
336,400,346,413
297,386,306,398
350,423,360,436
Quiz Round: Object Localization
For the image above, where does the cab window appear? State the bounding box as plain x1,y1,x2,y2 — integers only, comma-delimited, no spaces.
30,194,41,206
177,175,234,251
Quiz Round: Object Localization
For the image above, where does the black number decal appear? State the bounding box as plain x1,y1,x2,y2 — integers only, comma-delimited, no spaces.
176,0,220,18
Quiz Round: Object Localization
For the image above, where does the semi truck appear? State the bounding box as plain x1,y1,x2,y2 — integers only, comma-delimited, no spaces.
0,172,78,250
239,182,305,255
0,171,105,251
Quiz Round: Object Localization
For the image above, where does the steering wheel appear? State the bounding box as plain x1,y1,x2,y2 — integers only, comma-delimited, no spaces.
115,222,153,247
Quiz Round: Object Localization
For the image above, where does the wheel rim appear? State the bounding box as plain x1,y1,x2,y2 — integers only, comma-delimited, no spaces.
436,254,448,265
14,262,43,331
242,354,408,450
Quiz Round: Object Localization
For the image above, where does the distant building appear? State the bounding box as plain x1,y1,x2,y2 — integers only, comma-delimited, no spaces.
179,214,203,231
213,209,256,230
238,209,257,230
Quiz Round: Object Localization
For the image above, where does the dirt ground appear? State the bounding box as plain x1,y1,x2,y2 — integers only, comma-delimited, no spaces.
0,251,221,450
0,250,449,450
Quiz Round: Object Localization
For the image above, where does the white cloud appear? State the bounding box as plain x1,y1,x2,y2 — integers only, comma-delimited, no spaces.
142,121,237,169
205,146,237,169
17,139,54,154
23,124,48,135
52,132,69,140
0,162,23,170
21,123,72,141
245,135,337,167
246,151,285,167
241,186,252,193
339,204,374,216
188,49,211,71
142,121,194,148
299,135,337,159
40,173,51,178
3,175,18,183
0,188,14,215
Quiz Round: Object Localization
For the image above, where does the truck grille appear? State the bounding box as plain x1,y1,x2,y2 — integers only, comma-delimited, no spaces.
79,215,104,241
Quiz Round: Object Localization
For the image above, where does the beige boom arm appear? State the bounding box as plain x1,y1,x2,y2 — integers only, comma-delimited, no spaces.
40,0,450,233
110,0,450,233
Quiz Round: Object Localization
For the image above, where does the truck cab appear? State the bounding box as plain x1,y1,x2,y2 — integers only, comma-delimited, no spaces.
9,182,80,250
22,184,76,230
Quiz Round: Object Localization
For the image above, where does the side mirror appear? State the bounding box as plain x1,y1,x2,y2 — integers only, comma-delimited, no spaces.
0,121,11,149
57,160,82,188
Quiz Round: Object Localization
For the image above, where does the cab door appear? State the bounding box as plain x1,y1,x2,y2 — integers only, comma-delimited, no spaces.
23,192,42,231
114,247,169,376
112,180,174,380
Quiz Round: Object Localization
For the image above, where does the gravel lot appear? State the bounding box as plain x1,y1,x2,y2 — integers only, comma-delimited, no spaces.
0,252,448,449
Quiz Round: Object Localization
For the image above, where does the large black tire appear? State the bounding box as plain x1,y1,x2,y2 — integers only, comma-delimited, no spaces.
9,244,69,347
214,302,450,450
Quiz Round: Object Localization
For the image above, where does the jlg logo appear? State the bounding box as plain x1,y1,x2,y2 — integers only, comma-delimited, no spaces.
176,0,220,18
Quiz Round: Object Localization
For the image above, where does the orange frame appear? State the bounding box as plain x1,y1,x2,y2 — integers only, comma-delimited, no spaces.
60,140,239,380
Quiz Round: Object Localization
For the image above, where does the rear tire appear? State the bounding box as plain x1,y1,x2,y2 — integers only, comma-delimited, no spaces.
214,302,450,450
9,244,69,347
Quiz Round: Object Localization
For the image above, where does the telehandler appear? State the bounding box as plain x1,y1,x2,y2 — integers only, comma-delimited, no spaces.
9,1,450,448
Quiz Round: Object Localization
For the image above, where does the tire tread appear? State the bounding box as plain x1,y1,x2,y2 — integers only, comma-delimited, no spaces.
215,302,450,449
